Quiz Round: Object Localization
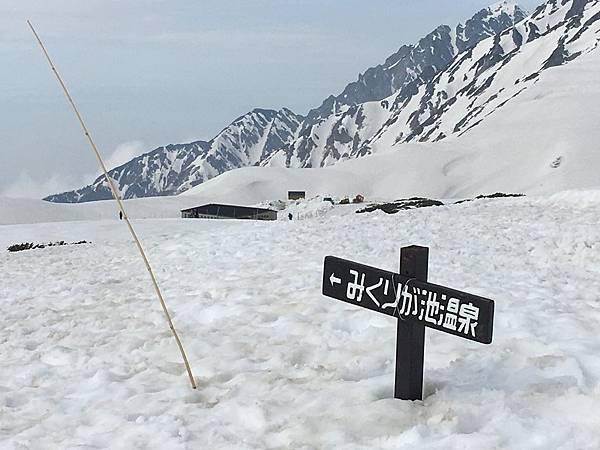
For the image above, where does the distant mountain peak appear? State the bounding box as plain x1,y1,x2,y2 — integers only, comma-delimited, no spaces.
488,0,522,13
455,1,528,52
45,108,302,203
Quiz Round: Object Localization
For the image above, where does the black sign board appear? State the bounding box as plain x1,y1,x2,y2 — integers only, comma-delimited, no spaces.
322,246,495,400
323,256,494,344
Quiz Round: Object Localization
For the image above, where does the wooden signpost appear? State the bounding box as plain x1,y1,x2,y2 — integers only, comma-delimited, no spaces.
322,246,495,401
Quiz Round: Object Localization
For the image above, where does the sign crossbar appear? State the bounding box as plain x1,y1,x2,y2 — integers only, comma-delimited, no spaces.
323,255,494,344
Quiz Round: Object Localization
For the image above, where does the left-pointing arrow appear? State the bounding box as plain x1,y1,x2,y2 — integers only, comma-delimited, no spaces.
330,273,342,286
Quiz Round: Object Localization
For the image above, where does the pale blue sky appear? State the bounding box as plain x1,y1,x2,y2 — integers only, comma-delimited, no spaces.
0,0,541,197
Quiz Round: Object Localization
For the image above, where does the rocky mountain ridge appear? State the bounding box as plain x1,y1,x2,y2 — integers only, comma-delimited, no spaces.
46,108,301,202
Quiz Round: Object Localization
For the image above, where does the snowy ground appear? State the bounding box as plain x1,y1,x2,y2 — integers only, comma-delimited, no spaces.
0,195,206,226
2,191,600,449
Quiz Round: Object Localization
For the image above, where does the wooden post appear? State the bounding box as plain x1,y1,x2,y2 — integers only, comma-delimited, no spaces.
28,21,197,389
394,245,428,400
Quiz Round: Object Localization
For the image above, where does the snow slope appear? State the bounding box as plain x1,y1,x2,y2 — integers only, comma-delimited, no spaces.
361,0,600,152
2,192,600,448
434,47,600,196
185,146,464,201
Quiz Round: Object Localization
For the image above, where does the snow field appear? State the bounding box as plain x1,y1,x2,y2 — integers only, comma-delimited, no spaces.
0,196,202,225
2,193,600,448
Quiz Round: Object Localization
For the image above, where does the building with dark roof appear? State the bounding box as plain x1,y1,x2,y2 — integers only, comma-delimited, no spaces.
288,191,306,200
180,204,277,221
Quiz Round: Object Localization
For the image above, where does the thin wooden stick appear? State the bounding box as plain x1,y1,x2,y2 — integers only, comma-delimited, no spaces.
27,20,197,389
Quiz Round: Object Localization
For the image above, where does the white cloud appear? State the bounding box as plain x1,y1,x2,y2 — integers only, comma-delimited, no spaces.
77,140,146,187
104,140,145,170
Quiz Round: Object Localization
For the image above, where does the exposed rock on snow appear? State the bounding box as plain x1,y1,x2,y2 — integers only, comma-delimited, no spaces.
6,240,90,252
454,192,525,204
356,198,445,214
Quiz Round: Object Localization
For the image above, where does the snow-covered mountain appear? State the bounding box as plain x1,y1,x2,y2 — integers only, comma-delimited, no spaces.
184,0,600,200
307,2,528,120
45,0,600,204
355,0,600,156
45,108,301,202
270,0,600,167
273,0,528,167
46,1,527,203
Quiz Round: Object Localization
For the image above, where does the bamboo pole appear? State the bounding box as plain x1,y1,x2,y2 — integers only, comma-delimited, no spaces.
27,20,197,389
